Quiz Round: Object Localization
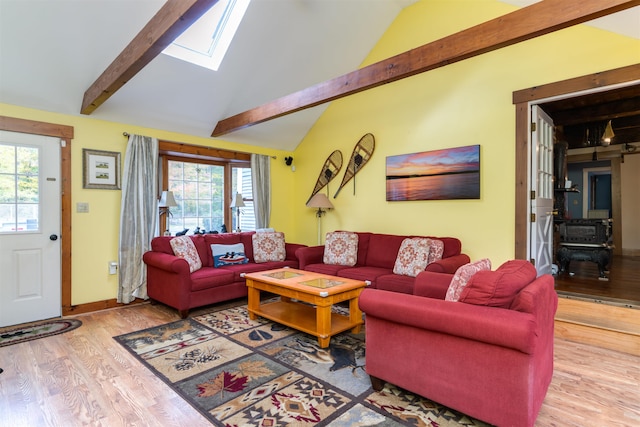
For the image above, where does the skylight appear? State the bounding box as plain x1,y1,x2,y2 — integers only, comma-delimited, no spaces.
163,0,250,71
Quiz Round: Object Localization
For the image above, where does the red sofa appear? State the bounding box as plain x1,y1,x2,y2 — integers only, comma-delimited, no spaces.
143,232,306,318
295,231,470,293
358,260,558,427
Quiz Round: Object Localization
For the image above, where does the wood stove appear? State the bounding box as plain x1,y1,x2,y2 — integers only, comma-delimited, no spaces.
556,218,612,280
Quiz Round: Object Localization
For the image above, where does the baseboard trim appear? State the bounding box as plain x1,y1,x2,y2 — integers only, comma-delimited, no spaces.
63,298,147,316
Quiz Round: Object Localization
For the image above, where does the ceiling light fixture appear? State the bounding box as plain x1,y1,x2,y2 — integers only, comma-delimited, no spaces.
601,120,615,146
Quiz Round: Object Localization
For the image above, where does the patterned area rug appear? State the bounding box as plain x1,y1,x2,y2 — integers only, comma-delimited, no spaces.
0,318,82,348
114,303,489,426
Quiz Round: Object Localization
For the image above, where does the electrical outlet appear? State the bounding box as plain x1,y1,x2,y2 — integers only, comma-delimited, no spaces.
109,261,118,275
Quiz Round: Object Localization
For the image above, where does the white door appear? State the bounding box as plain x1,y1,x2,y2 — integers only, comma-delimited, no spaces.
0,131,61,327
530,106,555,276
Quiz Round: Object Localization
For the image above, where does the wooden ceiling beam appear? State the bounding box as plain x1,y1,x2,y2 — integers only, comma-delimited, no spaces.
81,0,219,115
212,0,640,137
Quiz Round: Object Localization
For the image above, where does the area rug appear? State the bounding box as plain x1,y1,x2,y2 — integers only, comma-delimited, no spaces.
114,304,489,426
0,318,82,348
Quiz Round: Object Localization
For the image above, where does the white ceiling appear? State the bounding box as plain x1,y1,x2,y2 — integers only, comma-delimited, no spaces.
1,1,638,151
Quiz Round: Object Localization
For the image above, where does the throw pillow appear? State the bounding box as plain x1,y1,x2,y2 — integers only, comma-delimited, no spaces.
427,238,444,265
459,260,537,308
210,243,249,267
445,258,492,302
393,238,431,277
323,232,358,266
252,231,286,263
169,236,202,273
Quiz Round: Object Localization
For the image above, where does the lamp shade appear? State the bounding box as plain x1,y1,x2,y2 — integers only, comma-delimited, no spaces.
306,193,334,209
230,193,246,208
158,190,177,207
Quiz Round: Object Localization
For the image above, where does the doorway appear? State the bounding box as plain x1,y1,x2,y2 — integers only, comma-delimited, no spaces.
0,131,61,326
513,65,640,306
0,116,73,320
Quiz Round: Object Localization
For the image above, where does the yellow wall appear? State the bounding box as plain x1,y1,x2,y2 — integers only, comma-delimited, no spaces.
291,1,640,263
0,103,295,305
2,1,639,306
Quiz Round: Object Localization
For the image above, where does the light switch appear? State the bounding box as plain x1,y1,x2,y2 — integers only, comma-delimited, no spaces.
77,202,89,213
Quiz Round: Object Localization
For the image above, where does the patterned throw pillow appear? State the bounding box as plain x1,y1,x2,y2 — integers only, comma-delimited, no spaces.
211,243,249,267
427,238,445,265
445,258,492,302
323,232,358,266
252,232,286,263
169,236,202,273
393,238,431,277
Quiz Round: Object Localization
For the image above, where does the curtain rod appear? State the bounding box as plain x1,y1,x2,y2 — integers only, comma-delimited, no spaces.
123,131,276,158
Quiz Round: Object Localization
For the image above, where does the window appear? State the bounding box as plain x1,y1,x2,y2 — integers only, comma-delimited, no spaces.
160,149,254,236
0,143,39,233
166,159,225,235
163,0,251,71
231,165,255,231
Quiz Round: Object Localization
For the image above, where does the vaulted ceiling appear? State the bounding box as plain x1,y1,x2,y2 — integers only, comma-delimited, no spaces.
1,0,638,151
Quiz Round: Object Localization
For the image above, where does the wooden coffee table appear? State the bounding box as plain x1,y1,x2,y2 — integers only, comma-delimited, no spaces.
244,268,365,348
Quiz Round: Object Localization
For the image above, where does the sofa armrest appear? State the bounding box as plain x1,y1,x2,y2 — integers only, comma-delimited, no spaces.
425,253,470,274
359,288,537,354
414,271,452,299
142,251,191,275
295,245,325,269
285,243,307,261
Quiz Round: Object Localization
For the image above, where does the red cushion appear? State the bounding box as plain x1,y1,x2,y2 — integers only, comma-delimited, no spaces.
365,234,406,269
459,260,537,308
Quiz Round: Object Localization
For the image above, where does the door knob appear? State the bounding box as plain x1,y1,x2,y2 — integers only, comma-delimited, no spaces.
49,234,58,241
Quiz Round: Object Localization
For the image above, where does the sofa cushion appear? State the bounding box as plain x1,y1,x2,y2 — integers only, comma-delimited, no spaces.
393,238,430,277
365,233,406,269
459,260,537,307
219,259,299,282
337,266,392,286
252,231,286,263
427,238,444,264
190,267,236,291
445,259,492,302
428,236,462,259
303,263,349,276
324,231,358,266
169,235,202,273
211,243,249,267
204,233,242,266
376,273,415,294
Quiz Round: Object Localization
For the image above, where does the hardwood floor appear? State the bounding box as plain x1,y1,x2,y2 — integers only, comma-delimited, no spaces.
554,255,640,307
1,302,639,426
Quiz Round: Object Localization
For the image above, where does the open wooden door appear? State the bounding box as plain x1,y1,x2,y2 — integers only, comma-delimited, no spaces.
530,106,555,276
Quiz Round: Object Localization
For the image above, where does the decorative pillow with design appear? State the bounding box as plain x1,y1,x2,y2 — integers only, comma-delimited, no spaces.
427,238,445,265
393,237,431,277
169,236,202,273
445,258,492,302
211,243,249,267
323,231,358,266
459,260,537,308
252,231,286,263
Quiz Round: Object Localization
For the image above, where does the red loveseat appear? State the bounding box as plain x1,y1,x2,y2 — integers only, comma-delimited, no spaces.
358,260,558,427
143,232,306,318
295,231,470,293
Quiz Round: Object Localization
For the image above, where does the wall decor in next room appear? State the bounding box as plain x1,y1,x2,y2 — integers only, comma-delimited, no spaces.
386,144,480,201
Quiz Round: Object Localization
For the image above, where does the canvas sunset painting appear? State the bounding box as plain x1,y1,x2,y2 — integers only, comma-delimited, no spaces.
386,145,480,201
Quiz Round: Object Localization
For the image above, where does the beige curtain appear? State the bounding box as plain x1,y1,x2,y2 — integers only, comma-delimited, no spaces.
118,134,159,303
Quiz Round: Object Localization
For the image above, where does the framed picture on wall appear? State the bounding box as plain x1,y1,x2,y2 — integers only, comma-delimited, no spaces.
386,144,480,201
82,149,121,190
